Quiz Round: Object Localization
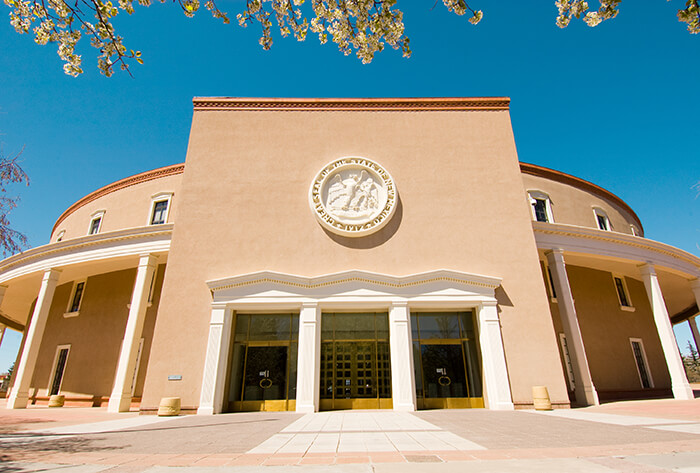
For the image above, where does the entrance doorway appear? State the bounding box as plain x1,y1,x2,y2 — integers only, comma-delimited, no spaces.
412,311,483,409
226,313,299,412
320,312,392,410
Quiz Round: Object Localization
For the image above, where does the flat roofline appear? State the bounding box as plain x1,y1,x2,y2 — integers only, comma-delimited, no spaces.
192,97,511,111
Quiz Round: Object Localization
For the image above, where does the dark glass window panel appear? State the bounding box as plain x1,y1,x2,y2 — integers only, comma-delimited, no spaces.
242,346,288,401
459,311,476,339
375,313,389,340
321,313,334,341
377,342,392,398
249,314,292,341
320,343,333,399
410,313,419,341
286,342,298,400
463,339,483,397
597,214,609,230
533,199,549,222
50,349,69,396
420,344,468,398
333,313,376,340
151,200,168,225
291,314,299,340
234,315,250,342
69,282,85,312
615,277,630,307
227,343,246,402
415,313,460,339
89,217,101,234
632,342,651,388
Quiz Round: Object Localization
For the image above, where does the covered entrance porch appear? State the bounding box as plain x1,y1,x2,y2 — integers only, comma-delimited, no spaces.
197,269,514,415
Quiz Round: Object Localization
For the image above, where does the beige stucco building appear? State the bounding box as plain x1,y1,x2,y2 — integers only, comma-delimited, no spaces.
1,97,699,414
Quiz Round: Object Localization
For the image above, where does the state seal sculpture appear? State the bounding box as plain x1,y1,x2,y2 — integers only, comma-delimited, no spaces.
309,157,397,237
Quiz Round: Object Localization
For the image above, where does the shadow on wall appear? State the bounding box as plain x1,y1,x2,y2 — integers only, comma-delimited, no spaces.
322,196,404,249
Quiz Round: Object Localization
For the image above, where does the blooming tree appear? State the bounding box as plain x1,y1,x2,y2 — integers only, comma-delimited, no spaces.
0,150,28,256
4,0,700,77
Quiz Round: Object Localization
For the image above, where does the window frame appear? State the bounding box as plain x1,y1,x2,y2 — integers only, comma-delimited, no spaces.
629,338,654,389
56,230,66,242
47,344,71,396
148,192,173,226
87,210,105,235
612,273,635,312
528,190,554,223
593,207,611,231
64,279,87,317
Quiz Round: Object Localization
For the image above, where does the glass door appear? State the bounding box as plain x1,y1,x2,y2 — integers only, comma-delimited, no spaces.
412,311,484,409
226,313,299,412
320,312,392,410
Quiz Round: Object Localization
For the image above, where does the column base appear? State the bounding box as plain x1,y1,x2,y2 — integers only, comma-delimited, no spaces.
575,385,600,406
392,402,417,412
6,391,28,409
488,400,515,410
197,406,214,415
295,403,317,414
107,394,133,413
672,383,695,400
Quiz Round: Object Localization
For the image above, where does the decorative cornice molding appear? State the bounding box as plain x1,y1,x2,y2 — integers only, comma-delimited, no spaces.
192,97,511,112
0,225,173,281
533,222,700,274
520,162,644,234
207,269,502,294
52,163,184,235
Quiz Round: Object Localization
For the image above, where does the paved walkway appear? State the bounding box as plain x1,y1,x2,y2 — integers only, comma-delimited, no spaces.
2,397,700,471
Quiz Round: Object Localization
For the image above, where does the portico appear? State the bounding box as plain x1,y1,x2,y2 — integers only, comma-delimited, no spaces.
198,269,514,414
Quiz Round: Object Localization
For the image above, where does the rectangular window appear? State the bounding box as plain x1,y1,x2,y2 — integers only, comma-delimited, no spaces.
533,199,549,222
613,275,634,310
596,214,609,231
89,217,101,235
558,333,575,391
66,280,86,315
630,339,653,388
49,345,70,396
150,200,169,225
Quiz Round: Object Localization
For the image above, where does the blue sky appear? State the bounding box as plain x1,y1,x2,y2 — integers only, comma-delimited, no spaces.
0,2,698,372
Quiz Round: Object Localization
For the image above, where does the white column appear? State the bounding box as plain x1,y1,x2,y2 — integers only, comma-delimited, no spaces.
476,300,514,410
197,305,233,415
546,249,599,406
690,280,700,353
7,269,61,409
639,264,693,400
296,302,321,413
108,254,158,413
389,301,416,411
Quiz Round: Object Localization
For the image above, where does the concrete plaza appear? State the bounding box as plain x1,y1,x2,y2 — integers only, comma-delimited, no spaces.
2,396,700,472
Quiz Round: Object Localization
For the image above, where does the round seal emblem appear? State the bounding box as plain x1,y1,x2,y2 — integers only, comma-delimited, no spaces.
309,157,397,237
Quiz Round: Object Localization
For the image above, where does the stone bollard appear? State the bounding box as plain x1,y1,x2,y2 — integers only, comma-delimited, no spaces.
158,397,181,416
48,394,65,408
532,386,552,410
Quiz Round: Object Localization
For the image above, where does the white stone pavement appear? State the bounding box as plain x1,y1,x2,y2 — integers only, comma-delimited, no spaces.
532,408,700,434
248,411,486,454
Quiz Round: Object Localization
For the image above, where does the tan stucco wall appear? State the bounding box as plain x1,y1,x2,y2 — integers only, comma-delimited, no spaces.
50,174,181,242
522,174,640,235
544,263,671,395
28,264,165,402
142,106,570,410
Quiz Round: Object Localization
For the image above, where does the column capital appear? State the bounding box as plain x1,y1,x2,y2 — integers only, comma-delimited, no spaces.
390,300,409,309
301,301,319,309
638,263,656,277
545,248,566,264
137,253,159,268
42,268,62,281
689,278,700,291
